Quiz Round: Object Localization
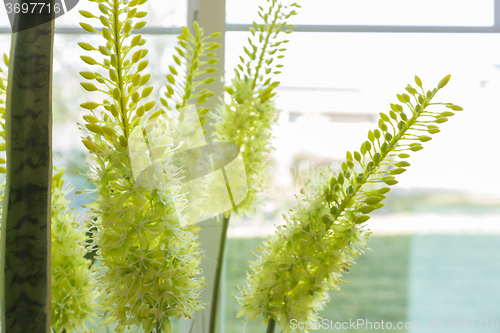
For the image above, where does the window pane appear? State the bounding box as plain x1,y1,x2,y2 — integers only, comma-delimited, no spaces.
53,33,177,208
52,34,177,125
226,31,500,196
225,30,500,330
227,0,495,27
0,34,10,53
0,0,187,28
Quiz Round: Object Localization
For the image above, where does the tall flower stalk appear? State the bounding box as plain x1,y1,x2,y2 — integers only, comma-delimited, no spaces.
208,2,299,331
77,1,208,331
237,76,463,333
213,0,299,215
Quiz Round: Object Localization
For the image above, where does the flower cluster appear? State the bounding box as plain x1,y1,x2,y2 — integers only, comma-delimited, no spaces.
237,169,372,332
51,170,98,333
78,0,206,331
237,76,463,332
212,0,300,215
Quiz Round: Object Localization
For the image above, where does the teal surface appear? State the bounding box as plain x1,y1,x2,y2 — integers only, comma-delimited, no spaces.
408,235,500,332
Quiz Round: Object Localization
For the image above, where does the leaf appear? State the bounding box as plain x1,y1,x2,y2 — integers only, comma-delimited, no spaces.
80,23,97,33
79,10,95,18
161,318,172,333
79,71,96,80
141,86,153,98
80,82,98,91
78,42,95,51
438,74,451,89
80,102,99,110
81,56,98,65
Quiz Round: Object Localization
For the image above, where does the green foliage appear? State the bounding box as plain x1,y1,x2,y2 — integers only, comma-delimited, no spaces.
236,76,463,333
212,0,300,215
51,170,98,333
160,22,220,128
78,1,205,331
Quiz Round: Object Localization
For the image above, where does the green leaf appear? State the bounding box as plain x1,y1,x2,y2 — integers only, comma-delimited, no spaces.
80,71,96,80
78,42,95,51
365,196,384,205
81,82,98,92
141,86,153,98
134,21,147,30
80,23,97,33
438,74,451,89
81,56,98,65
137,60,148,72
449,104,463,111
166,74,175,84
161,318,172,333
79,10,95,18
415,75,422,87
359,206,376,214
85,124,103,134
355,215,370,223
80,102,100,110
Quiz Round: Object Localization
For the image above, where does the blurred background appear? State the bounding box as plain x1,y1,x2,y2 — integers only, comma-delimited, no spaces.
1,0,500,332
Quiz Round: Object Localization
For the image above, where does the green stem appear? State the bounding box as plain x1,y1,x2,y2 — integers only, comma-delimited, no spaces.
331,93,436,223
112,0,129,138
266,319,276,333
154,322,161,333
208,213,231,333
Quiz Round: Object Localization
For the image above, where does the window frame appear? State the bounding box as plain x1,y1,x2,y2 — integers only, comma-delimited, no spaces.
1,0,500,33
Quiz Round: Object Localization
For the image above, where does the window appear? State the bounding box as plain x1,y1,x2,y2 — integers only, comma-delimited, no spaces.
224,1,500,332
227,0,495,27
1,1,499,332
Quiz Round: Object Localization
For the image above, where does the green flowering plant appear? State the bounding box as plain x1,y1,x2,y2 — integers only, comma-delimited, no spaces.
237,75,463,333
51,169,98,333
212,0,300,215
160,22,220,122
0,54,96,332
76,0,221,331
203,2,300,330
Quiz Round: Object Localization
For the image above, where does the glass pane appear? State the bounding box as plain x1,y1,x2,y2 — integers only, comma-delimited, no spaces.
225,30,500,195
52,33,178,124
0,34,10,54
224,30,500,331
227,0,495,27
0,0,187,28
0,6,7,28
0,32,184,204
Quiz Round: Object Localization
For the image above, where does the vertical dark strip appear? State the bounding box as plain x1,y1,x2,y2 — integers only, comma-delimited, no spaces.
1,2,54,332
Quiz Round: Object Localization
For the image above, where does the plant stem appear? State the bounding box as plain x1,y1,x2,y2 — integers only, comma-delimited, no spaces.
155,322,161,333
208,213,231,333
112,0,129,138
266,319,276,333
